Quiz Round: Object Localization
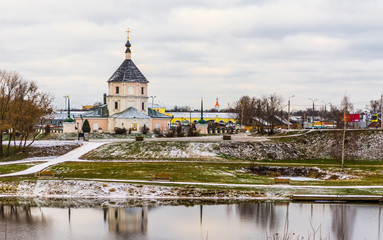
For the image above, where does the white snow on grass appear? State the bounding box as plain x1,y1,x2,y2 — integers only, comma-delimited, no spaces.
86,141,219,160
1,179,383,201
2,140,82,147
0,142,107,177
276,176,319,181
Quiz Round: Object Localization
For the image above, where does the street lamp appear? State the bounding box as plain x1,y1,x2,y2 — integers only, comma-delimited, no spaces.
287,95,295,130
308,98,318,129
381,93,383,129
321,101,330,129
150,96,156,109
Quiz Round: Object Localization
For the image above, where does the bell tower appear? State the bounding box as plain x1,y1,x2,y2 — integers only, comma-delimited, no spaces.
106,30,149,116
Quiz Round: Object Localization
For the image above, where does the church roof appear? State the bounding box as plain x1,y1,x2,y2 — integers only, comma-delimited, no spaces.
110,107,151,119
148,108,172,119
108,59,149,83
83,104,109,118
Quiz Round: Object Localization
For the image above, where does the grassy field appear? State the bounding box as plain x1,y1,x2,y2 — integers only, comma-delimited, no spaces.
0,146,29,162
0,163,36,174
46,160,383,187
49,162,271,184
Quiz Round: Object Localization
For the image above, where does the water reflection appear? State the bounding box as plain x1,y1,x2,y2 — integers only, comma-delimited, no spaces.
106,207,148,237
0,201,381,240
330,204,356,240
0,205,50,240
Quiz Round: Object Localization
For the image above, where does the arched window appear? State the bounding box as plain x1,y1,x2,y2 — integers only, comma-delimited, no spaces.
141,87,144,95
114,101,118,109
142,102,145,110
116,86,119,94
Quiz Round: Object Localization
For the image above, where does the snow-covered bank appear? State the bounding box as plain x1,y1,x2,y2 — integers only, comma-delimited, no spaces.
1,179,383,204
81,130,383,161
0,180,268,201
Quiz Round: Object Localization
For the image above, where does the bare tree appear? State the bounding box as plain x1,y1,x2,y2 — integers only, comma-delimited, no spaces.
235,96,256,127
0,70,53,158
328,105,343,129
264,94,283,134
341,95,354,114
169,105,192,112
368,99,380,114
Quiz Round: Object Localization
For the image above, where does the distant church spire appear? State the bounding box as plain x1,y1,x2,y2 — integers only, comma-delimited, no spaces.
125,29,132,59
215,98,220,111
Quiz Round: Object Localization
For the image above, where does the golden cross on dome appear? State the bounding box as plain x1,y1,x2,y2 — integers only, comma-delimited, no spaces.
126,28,131,40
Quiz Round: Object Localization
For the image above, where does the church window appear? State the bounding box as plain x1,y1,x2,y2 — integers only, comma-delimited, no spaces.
116,86,119,94
115,101,118,109
141,87,144,95
142,102,145,110
128,86,134,94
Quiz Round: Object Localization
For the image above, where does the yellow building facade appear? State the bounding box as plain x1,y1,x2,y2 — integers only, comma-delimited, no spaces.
166,112,237,125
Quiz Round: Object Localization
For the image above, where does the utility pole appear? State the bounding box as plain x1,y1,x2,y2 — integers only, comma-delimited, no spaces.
288,95,295,130
381,93,383,129
63,95,68,113
241,101,244,129
341,106,346,172
308,98,318,129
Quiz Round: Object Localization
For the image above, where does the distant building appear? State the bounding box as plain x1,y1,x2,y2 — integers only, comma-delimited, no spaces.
167,112,237,125
81,105,94,111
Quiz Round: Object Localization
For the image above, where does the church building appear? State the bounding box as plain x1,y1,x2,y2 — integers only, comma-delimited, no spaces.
76,32,171,133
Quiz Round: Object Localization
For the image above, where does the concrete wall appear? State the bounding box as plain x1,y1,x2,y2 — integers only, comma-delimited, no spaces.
152,118,171,131
76,118,109,132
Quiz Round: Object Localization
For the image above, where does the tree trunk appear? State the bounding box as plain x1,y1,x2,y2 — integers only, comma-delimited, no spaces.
6,132,12,156
0,132,3,158
13,133,17,153
25,132,38,149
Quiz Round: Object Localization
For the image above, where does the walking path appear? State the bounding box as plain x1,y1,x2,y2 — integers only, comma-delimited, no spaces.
0,142,107,177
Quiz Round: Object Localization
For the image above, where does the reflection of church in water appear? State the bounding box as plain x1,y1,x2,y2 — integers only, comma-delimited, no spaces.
105,207,148,236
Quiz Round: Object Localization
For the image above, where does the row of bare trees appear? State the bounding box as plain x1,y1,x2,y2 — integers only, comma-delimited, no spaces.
0,70,53,158
234,94,284,134
234,94,361,131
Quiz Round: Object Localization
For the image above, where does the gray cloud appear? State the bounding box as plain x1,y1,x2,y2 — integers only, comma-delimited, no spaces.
0,0,383,111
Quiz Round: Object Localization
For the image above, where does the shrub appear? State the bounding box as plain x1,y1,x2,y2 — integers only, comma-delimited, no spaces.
82,120,91,133
153,128,162,137
176,125,183,137
141,124,149,134
187,126,193,136
187,125,200,137
114,127,127,134
165,130,175,137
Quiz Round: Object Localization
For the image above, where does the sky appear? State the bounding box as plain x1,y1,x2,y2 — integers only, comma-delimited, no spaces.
0,0,383,112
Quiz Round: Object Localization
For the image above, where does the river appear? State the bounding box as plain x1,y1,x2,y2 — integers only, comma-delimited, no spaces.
0,199,381,240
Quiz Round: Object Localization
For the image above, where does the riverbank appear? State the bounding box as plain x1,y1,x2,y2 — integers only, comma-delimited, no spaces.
2,130,383,201
2,179,383,205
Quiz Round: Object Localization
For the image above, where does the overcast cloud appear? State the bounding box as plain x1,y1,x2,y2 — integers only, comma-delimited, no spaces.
1,0,382,111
